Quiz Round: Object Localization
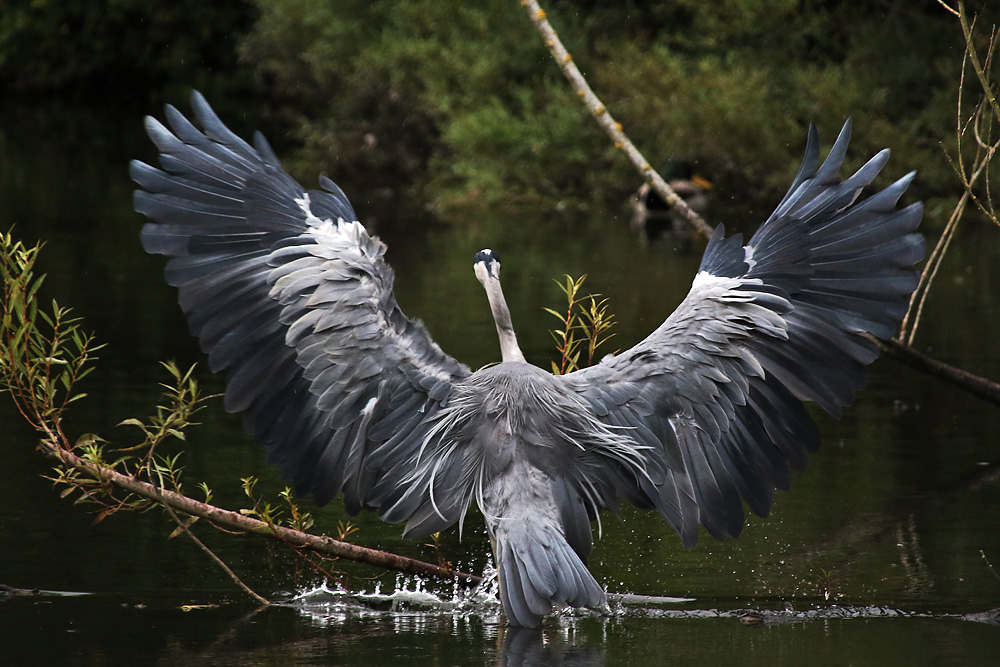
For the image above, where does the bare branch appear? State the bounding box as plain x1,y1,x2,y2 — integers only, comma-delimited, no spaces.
162,502,271,606
903,1,1000,343
958,1,1000,124
870,335,1000,406
519,0,713,239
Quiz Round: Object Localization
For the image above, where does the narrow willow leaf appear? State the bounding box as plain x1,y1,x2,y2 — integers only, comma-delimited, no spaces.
168,517,199,539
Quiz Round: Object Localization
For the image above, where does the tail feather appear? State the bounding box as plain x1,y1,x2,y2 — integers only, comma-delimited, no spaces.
494,516,606,627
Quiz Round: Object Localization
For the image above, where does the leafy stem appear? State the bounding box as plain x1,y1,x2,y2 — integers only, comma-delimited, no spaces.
545,274,616,375
0,230,102,449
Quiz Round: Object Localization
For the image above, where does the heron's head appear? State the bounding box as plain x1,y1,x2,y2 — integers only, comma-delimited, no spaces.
474,248,501,284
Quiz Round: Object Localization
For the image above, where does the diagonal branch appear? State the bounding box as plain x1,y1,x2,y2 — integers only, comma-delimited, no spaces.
519,0,713,239
39,439,483,588
958,1,1000,125
868,335,1000,406
162,501,272,606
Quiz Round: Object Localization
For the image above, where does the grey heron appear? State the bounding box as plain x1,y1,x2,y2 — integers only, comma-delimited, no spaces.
132,92,924,627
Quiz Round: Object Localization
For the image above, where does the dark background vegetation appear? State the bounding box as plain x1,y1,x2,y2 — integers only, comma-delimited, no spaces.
0,0,993,225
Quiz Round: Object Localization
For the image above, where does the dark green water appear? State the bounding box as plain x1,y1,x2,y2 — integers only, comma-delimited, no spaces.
1,100,998,665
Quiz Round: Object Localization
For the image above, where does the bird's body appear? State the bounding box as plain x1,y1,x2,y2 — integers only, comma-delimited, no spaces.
423,362,613,624
133,93,923,627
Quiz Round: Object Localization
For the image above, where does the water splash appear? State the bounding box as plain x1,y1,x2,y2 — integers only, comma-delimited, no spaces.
285,558,506,627
283,557,699,628
281,566,977,628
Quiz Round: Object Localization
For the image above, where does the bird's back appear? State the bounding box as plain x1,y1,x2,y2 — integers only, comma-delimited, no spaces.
446,362,618,625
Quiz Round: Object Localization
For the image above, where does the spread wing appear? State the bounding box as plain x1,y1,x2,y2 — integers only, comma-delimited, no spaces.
132,91,470,512
565,120,924,547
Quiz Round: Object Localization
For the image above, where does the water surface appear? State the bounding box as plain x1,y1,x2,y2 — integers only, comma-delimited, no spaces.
1,99,998,665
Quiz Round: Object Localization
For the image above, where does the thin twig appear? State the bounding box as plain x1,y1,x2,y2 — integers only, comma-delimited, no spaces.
900,34,969,342
903,1,1000,343
936,0,959,17
901,195,965,345
163,503,271,606
519,0,713,239
149,458,271,605
959,2,1000,124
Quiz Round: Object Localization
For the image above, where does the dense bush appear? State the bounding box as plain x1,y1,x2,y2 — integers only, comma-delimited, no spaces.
242,0,981,223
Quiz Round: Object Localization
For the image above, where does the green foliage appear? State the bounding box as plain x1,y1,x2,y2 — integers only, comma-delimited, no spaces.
39,360,206,525
2,0,986,217
0,230,100,442
598,10,963,219
243,0,563,209
279,488,316,533
241,0,980,220
2,230,265,532
118,362,201,448
241,476,316,534
801,566,842,602
424,531,452,569
545,274,616,375
336,521,359,542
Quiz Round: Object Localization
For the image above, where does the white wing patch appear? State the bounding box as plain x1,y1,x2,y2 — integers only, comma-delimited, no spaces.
295,192,339,228
690,270,765,298
270,218,458,386
690,270,735,291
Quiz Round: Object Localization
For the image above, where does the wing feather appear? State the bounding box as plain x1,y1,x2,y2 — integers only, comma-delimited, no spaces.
133,92,471,512
566,120,923,547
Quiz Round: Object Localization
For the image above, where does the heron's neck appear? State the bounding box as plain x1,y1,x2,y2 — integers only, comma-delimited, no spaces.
484,277,526,363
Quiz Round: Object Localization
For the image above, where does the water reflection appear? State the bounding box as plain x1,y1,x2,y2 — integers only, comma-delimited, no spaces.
499,626,606,667
148,609,608,667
